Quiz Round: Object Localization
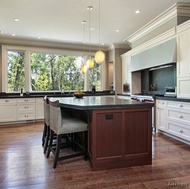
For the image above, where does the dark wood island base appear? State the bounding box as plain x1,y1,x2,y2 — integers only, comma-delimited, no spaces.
57,96,153,171
88,107,152,171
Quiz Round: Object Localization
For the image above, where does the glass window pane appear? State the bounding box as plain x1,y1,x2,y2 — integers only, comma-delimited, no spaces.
30,53,84,91
7,51,25,92
89,60,102,91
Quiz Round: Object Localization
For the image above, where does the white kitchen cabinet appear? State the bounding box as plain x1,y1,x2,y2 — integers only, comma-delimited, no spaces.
167,101,190,142
156,100,167,131
17,98,36,120
156,99,190,143
176,20,190,99
121,52,131,94
35,98,44,120
0,99,17,122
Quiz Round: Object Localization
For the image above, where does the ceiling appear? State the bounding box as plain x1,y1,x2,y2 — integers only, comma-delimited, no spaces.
0,0,190,48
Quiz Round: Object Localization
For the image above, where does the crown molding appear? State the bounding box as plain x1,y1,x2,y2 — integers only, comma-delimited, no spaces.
176,19,190,34
124,3,190,44
107,43,131,51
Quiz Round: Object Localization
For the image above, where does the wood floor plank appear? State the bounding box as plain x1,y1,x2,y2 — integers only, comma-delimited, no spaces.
0,122,190,189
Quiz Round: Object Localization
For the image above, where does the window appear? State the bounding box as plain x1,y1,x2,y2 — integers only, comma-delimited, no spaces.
3,46,103,93
89,59,102,91
7,50,25,92
31,53,84,91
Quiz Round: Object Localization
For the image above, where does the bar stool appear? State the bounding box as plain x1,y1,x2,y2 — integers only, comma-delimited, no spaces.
47,99,88,168
42,97,50,154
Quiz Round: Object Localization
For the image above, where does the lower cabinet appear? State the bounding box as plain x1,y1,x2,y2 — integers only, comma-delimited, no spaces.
89,107,152,171
0,99,17,122
156,100,167,131
0,97,44,124
156,99,190,143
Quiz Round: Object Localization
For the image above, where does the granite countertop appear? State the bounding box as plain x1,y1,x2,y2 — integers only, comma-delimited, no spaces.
0,91,114,99
117,93,190,103
55,96,154,110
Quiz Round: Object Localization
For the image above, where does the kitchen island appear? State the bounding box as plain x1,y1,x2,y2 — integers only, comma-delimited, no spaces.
57,96,153,171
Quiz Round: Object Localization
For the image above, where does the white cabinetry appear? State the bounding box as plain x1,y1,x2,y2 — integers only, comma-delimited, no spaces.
167,101,190,142
17,98,36,120
156,100,167,131
177,20,190,99
35,98,44,119
121,52,131,94
0,97,44,124
0,99,17,122
156,99,190,143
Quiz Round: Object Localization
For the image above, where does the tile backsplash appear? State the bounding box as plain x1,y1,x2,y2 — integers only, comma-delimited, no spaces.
141,63,176,94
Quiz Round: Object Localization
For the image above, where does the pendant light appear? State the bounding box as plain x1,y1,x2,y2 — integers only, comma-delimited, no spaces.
86,6,94,69
81,20,88,74
95,0,105,64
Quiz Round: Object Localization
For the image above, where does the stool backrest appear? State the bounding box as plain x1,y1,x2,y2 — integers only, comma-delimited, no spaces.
49,100,62,134
44,97,50,126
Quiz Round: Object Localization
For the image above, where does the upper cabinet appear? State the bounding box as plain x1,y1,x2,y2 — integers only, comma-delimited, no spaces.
176,20,190,99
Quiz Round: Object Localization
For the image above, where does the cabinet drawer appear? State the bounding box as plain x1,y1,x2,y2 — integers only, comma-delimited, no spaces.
167,101,190,110
0,99,17,104
18,103,35,111
167,108,190,124
17,98,35,103
18,112,35,120
167,121,190,141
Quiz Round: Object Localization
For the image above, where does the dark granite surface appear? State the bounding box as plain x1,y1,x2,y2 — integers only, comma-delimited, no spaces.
117,94,190,103
0,91,114,99
51,96,154,110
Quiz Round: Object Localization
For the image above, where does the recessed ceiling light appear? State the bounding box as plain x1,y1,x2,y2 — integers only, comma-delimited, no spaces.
38,36,41,39
14,18,19,22
135,10,141,14
116,29,120,32
101,43,104,46
12,34,15,36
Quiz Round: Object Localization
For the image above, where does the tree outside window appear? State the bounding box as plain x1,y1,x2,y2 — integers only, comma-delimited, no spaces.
7,51,25,92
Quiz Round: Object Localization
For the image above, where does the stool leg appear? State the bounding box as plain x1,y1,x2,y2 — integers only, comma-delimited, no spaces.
44,126,50,154
42,123,47,146
47,129,54,158
84,131,88,161
53,135,61,169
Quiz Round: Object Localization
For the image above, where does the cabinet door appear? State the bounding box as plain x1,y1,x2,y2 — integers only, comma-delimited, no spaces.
177,30,190,78
156,100,167,131
0,99,17,122
177,77,190,99
35,98,44,119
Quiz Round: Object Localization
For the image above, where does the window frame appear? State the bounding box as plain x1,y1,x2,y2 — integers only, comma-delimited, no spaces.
2,45,104,93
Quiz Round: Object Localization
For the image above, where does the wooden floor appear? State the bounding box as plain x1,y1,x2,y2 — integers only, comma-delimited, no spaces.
0,122,190,189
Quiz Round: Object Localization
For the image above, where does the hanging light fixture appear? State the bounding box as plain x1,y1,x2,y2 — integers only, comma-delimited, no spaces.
86,6,94,69
81,20,88,74
95,0,105,64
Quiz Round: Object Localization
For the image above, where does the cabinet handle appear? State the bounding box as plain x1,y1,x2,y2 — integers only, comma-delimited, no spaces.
179,104,183,107
25,100,28,102
179,129,183,133
25,106,28,109
5,100,9,102
178,115,183,118
25,115,28,117
161,102,165,105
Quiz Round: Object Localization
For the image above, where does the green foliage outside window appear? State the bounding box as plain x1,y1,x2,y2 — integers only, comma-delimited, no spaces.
31,53,84,91
7,51,25,92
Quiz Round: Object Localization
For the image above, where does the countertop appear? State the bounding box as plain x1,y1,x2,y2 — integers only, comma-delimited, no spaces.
53,96,154,110
0,91,114,99
117,93,190,103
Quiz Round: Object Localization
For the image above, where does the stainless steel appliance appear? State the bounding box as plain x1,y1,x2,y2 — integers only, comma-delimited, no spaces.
164,86,177,97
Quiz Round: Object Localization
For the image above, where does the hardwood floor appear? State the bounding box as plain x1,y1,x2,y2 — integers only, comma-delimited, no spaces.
0,122,190,189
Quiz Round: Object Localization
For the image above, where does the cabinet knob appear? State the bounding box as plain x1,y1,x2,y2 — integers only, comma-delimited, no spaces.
25,106,28,109
179,104,183,107
178,115,183,118
179,129,183,133
25,100,28,102
5,100,9,102
25,115,28,117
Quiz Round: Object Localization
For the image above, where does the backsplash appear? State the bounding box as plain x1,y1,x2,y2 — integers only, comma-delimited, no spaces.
141,63,176,94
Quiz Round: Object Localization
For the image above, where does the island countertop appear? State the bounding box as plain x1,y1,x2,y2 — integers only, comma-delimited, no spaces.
55,96,154,110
